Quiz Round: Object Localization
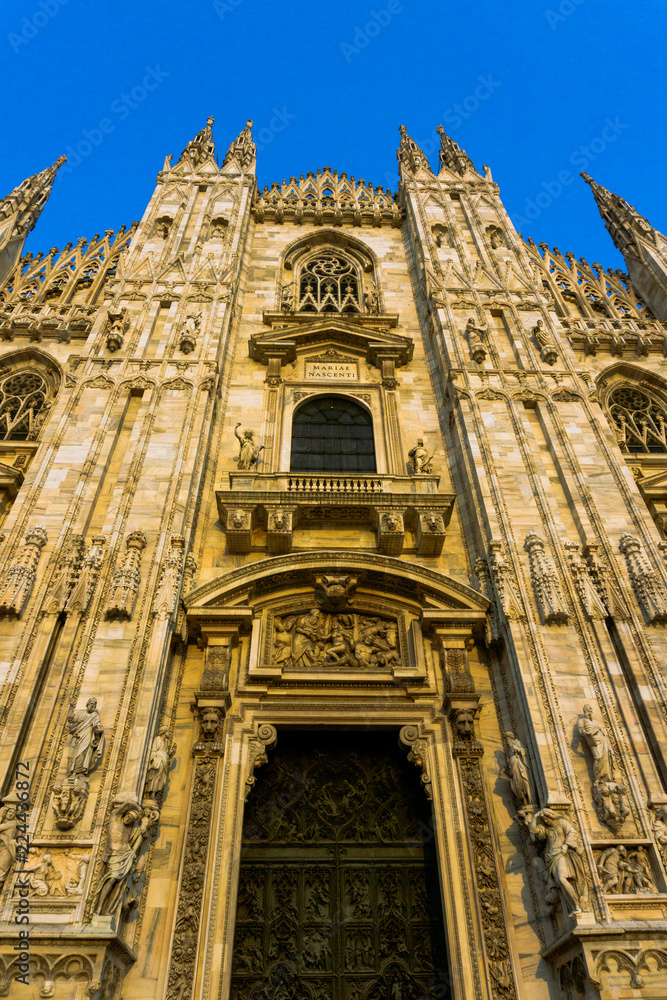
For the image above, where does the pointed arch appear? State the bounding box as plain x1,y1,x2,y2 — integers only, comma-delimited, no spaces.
0,347,62,441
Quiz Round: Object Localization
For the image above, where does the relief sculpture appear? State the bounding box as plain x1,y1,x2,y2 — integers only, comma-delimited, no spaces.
272,610,399,670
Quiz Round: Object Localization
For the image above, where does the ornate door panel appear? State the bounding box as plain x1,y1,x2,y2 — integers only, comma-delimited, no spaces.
231,732,450,1000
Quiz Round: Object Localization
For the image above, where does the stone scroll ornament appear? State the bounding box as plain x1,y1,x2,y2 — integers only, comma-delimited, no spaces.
52,698,106,830
529,808,589,918
106,529,146,620
0,525,47,617
578,704,629,831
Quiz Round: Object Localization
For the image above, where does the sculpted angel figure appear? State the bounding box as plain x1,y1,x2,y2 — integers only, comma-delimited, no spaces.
67,698,105,779
235,423,264,471
529,808,588,916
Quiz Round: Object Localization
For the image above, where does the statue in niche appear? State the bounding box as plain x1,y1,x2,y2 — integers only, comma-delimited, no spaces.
272,611,398,671
234,423,265,470
597,845,627,892
408,437,434,475
67,698,105,779
179,313,200,354
281,283,293,311
578,704,629,830
93,793,143,917
144,727,176,799
363,283,379,314
155,220,170,239
529,808,588,916
502,732,533,809
488,228,504,249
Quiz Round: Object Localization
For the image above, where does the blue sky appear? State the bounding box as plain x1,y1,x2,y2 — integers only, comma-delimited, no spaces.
1,0,665,269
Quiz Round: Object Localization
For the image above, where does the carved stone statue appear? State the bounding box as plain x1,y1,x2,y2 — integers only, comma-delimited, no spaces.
578,704,628,829
92,793,143,917
363,283,379,314
144,727,176,798
235,423,264,471
52,778,88,830
408,438,434,475
502,732,532,808
0,800,17,891
271,611,398,671
652,805,667,868
489,228,504,249
281,283,293,311
597,845,656,894
67,698,105,778
106,310,126,352
529,808,588,916
200,707,223,741
179,314,200,355
314,575,356,614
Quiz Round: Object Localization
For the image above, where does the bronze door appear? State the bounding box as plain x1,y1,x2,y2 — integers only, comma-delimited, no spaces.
231,731,450,1000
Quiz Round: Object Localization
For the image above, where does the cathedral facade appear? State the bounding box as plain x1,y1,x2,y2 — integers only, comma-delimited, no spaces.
0,117,666,1000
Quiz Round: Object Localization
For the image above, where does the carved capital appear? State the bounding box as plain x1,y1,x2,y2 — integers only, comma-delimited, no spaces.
399,725,432,800
245,724,277,801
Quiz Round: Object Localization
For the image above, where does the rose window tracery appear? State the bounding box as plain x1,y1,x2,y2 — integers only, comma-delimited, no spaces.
608,386,667,454
0,369,49,440
298,254,361,313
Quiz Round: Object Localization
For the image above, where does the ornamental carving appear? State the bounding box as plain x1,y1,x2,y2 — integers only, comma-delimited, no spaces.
458,756,518,1000
618,532,667,624
398,726,432,800
166,758,217,1000
15,847,90,897
524,532,569,624
0,525,47,617
271,610,399,671
106,530,146,620
596,845,657,894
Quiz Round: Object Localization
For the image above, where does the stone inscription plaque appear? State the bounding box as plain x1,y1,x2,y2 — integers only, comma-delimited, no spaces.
305,361,358,380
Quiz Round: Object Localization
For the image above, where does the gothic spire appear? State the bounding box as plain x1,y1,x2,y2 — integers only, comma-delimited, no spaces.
0,154,66,283
581,172,664,259
176,116,216,168
435,125,476,177
222,119,256,171
396,125,431,177
582,172,667,320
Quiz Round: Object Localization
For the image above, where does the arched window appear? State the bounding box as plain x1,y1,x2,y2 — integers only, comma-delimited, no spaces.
608,385,667,454
290,396,376,473
298,253,361,313
0,369,49,441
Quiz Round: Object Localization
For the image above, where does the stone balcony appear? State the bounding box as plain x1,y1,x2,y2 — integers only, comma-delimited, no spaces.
215,472,456,556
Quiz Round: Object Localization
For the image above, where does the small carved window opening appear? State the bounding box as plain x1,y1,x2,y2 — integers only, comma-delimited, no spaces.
609,385,667,454
298,254,361,314
290,395,376,473
0,369,49,441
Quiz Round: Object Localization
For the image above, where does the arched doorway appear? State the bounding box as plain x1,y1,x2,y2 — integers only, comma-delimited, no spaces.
231,730,450,1000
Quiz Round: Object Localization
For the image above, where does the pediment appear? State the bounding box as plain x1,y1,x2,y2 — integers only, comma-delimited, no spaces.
250,316,412,367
